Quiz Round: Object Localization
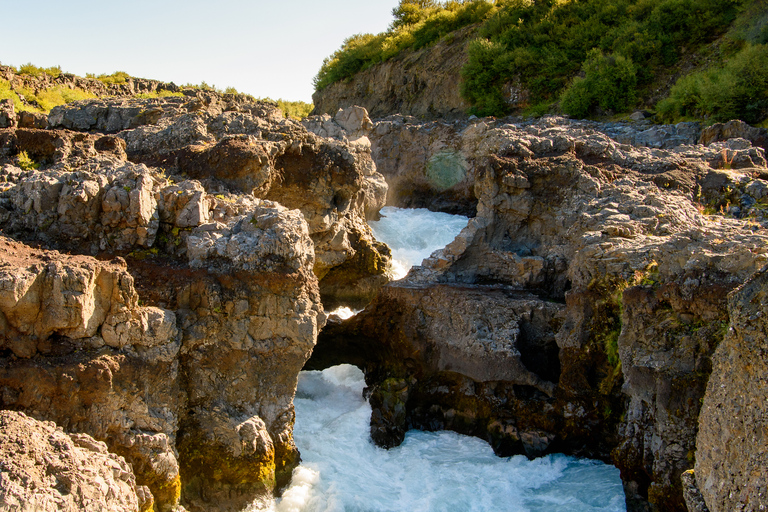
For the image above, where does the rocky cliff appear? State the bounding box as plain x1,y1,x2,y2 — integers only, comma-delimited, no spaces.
311,26,473,120
0,94,388,510
694,266,768,512
311,115,768,511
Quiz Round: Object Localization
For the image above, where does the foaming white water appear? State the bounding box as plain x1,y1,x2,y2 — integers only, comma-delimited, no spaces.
326,307,359,320
369,207,469,280
262,365,626,512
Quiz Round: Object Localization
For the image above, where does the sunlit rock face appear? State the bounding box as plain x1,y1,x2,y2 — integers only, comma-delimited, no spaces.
0,92,363,511
694,266,768,512
314,116,768,512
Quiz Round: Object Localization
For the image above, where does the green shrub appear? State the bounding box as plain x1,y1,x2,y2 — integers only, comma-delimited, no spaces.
315,0,496,92
0,79,24,111
462,0,743,117
259,98,314,119
17,63,62,78
560,49,638,118
17,151,39,171
657,42,768,124
97,71,131,85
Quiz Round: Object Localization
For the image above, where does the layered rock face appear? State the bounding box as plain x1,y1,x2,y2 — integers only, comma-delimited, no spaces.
368,115,711,218
313,116,768,511
311,26,473,120
694,267,768,512
1,93,389,306
0,94,390,511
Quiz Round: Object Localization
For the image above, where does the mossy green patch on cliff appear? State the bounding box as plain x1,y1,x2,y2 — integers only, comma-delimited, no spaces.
178,429,277,509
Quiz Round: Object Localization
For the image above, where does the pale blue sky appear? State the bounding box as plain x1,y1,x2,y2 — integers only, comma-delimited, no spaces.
0,0,400,102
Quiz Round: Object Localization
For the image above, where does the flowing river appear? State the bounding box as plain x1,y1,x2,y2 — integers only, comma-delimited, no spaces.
259,207,626,512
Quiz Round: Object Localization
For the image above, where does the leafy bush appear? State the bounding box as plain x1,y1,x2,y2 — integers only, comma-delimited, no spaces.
560,50,638,118
463,0,744,117
259,98,314,119
0,79,24,111
18,63,62,78
657,42,768,124
17,151,39,171
96,71,131,85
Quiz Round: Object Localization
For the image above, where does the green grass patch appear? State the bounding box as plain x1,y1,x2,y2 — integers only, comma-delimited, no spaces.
17,151,40,171
17,63,62,78
0,79,24,111
259,98,314,119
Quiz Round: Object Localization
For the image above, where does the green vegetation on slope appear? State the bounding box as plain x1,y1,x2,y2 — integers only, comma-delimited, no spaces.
313,0,496,91
317,0,768,123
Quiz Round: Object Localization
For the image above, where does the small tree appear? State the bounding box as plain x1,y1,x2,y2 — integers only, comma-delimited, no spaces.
391,0,440,29
560,49,637,119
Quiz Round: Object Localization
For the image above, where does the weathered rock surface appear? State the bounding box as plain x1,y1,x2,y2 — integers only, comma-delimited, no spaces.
0,103,329,511
43,96,389,307
366,115,756,218
311,26,474,120
0,410,146,512
694,266,768,512
313,116,768,511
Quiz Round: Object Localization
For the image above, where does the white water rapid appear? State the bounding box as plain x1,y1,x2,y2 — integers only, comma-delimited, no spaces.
268,365,626,512
256,207,626,512
369,206,470,280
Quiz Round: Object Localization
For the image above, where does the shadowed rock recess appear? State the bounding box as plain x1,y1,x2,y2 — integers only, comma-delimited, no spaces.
0,94,388,511
310,115,768,512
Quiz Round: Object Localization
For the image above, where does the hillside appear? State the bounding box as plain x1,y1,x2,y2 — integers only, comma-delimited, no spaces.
0,64,313,120
312,0,768,123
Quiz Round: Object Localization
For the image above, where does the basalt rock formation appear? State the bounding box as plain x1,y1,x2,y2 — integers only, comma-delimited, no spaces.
0,95,390,510
367,115,705,217
312,116,768,512
0,64,182,108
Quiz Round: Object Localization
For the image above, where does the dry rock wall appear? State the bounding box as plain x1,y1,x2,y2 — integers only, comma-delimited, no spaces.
313,116,768,512
310,26,473,120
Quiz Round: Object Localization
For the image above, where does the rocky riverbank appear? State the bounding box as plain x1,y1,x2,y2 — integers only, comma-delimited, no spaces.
311,114,768,512
0,95,387,511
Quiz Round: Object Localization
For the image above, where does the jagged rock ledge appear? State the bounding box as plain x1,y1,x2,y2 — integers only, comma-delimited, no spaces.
310,116,768,512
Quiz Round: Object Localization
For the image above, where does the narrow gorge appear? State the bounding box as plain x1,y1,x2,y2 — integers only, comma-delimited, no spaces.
1,81,768,512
